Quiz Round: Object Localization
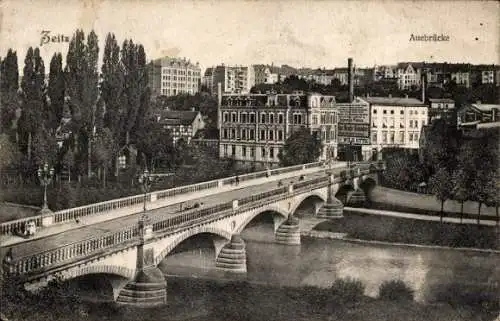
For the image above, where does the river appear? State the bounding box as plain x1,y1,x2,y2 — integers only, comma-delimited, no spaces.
161,222,500,304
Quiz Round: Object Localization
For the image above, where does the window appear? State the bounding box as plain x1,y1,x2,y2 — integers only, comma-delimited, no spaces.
231,129,236,138
373,109,377,114
293,114,302,124
312,115,318,125
278,130,283,140
223,128,228,139
250,147,255,157
400,110,404,115
415,120,418,128
414,133,419,141
269,113,274,123
390,110,394,114
278,114,284,124
231,112,237,123
231,145,236,156
250,129,255,140
261,147,266,157
399,131,404,143
383,110,387,114
372,132,377,143
118,155,127,169
372,121,377,128
382,131,387,143
223,145,228,157
409,133,413,141
270,147,274,158
409,120,414,128
390,131,395,143
260,129,266,140
250,113,255,123
269,130,274,140
223,112,229,123
242,146,247,157
261,113,266,123
241,129,246,140
241,113,247,123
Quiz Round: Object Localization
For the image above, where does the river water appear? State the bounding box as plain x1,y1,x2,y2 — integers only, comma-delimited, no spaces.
161,222,500,304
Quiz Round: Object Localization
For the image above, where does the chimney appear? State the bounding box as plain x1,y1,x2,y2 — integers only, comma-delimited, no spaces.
217,82,222,131
421,74,426,102
348,58,354,103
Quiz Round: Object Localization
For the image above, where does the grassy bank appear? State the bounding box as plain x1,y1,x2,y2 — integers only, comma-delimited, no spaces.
314,210,499,250
2,276,497,321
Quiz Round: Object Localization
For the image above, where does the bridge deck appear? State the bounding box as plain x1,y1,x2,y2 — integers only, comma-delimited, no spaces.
1,164,337,248
0,169,337,260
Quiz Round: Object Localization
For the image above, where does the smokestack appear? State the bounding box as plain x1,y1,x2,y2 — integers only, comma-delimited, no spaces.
348,58,354,103
421,74,426,102
217,82,222,131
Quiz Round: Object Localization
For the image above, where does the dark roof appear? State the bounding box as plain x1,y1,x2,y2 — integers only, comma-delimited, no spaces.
204,68,213,76
159,110,199,126
365,96,426,106
429,98,455,103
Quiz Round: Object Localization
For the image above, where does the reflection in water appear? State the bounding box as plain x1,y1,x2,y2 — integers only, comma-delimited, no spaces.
161,223,500,303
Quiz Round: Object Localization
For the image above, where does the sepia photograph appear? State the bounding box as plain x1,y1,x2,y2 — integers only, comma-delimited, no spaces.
0,0,499,320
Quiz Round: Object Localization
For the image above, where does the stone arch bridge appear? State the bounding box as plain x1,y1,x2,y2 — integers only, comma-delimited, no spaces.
3,162,384,306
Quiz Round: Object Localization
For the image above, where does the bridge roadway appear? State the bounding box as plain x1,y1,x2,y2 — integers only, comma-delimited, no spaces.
1,168,338,261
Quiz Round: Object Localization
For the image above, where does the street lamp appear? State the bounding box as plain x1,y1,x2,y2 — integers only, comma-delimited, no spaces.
138,168,154,217
37,163,54,212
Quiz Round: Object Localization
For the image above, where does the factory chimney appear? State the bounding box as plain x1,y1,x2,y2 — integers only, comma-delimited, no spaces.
348,58,354,103
421,74,426,103
217,82,222,130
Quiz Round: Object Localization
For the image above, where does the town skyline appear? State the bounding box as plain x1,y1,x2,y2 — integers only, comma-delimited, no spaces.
1,0,499,72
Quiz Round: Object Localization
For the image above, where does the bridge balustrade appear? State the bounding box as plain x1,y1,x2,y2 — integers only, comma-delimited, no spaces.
0,162,325,236
5,162,383,277
7,225,139,276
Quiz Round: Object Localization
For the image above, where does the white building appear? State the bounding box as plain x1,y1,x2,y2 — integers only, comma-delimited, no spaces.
149,57,201,97
366,96,428,153
396,63,422,90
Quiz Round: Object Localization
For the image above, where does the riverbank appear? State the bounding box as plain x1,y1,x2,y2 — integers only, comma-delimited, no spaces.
2,276,497,321
313,210,499,250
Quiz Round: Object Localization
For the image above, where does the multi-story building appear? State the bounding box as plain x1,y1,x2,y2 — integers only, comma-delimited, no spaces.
202,68,214,92
157,110,206,145
148,57,201,97
208,65,255,94
396,63,422,90
218,89,339,167
366,96,428,154
428,98,456,124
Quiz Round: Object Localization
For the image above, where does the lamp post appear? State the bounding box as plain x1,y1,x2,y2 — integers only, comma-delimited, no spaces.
37,163,54,212
138,168,154,221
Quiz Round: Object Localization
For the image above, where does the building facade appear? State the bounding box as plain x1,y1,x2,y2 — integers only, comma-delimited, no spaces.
428,98,456,124
148,57,201,97
207,65,255,94
218,91,339,167
366,96,428,153
157,110,206,145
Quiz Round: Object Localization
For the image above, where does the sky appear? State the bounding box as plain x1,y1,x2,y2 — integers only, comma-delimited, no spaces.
0,0,499,73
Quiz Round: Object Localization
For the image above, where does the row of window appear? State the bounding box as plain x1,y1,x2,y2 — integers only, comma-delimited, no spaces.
162,82,198,88
373,109,426,115
372,119,425,128
311,113,337,125
222,128,284,141
223,112,305,125
162,68,201,76
161,75,200,81
222,145,281,159
371,131,420,144
160,88,197,95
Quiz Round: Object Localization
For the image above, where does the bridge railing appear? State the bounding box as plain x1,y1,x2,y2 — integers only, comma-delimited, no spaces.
0,161,325,236
7,224,139,276
5,162,383,276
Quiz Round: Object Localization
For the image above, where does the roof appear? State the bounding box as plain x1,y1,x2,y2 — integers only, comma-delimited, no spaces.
204,68,213,76
471,104,500,112
365,96,426,106
159,110,199,126
429,98,455,103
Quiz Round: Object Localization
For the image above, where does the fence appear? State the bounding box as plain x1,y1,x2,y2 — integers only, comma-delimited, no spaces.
5,162,382,277
1,161,324,236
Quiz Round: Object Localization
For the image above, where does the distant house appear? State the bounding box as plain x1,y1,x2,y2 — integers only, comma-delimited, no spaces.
157,110,206,145
428,98,456,125
115,143,139,176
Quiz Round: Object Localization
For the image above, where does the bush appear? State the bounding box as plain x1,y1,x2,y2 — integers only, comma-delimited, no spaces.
330,277,365,303
378,280,414,301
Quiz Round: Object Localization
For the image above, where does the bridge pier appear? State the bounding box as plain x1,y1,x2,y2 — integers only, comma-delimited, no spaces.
215,235,247,273
347,188,366,207
275,215,301,245
116,216,167,307
317,176,344,218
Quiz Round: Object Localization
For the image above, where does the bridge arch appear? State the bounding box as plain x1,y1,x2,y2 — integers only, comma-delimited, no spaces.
61,264,136,281
289,192,326,217
154,226,231,265
234,204,289,234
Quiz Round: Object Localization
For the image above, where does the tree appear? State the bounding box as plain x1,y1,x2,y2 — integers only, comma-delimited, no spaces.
47,53,65,131
0,49,19,134
0,133,21,171
135,118,174,170
92,127,117,187
31,126,59,167
428,166,453,223
18,47,46,162
278,128,321,166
